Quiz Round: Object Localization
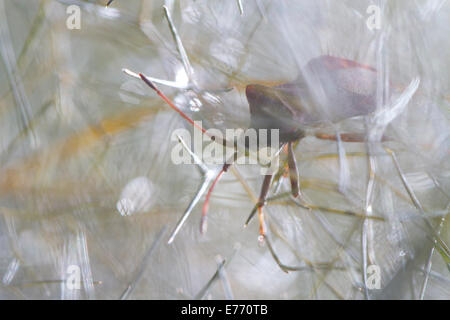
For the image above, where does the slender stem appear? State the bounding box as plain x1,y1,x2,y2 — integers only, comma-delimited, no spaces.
201,164,231,233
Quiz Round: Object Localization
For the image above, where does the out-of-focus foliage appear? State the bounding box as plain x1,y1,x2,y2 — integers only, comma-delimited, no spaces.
0,0,448,299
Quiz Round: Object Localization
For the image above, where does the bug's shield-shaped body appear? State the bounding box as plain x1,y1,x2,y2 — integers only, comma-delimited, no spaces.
246,55,378,143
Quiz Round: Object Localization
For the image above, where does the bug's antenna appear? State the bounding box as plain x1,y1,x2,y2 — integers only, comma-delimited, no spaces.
106,0,114,7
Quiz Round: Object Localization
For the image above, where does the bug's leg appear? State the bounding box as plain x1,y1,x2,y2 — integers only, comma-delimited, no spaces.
257,208,265,240
201,164,231,234
244,174,273,238
287,142,300,198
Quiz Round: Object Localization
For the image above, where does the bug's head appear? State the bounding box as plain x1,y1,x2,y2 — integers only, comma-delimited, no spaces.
245,84,305,144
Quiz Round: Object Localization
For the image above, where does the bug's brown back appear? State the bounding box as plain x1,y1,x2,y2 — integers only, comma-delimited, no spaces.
245,55,378,142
